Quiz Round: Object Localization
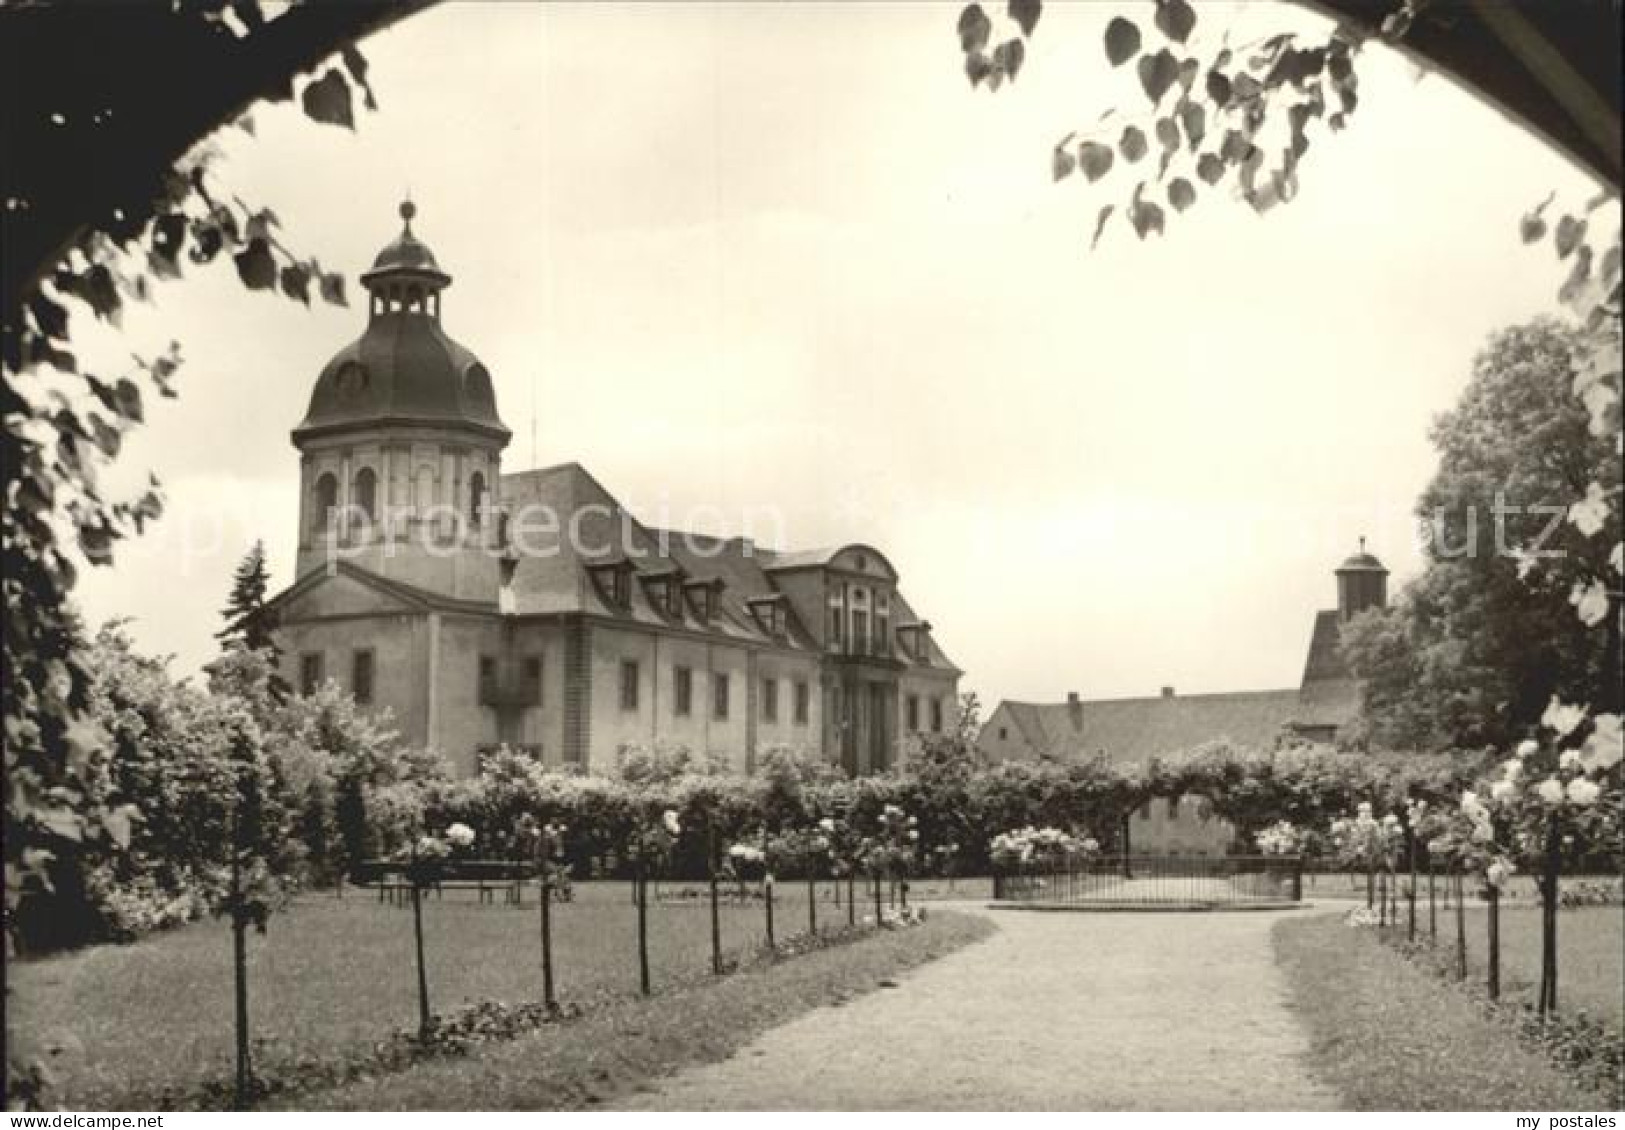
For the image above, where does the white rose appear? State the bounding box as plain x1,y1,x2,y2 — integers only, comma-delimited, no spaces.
1560,749,1583,770
445,822,476,848
1537,778,1566,806
1515,739,1539,759
1486,862,1508,888
1566,777,1601,807
662,810,682,836
1501,759,1523,780
1490,779,1516,803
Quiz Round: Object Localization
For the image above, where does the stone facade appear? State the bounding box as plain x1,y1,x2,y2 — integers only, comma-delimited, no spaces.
269,205,960,777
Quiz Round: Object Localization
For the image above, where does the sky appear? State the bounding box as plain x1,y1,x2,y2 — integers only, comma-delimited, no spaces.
66,0,1601,708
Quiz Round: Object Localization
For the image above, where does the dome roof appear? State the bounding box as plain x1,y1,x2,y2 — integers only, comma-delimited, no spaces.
1336,546,1388,572
370,229,440,274
294,201,508,444
360,200,449,285
295,315,509,442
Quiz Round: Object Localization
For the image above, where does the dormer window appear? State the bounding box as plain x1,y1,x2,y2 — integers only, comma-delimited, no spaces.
587,560,633,609
684,577,722,624
747,594,788,638
897,621,933,666
641,567,686,619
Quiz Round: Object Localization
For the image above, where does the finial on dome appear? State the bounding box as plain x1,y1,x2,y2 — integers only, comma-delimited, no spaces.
399,197,416,234
1358,535,1366,554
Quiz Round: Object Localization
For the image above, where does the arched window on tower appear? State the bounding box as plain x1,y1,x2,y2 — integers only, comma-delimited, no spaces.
468,472,487,526
314,473,339,536
353,466,377,525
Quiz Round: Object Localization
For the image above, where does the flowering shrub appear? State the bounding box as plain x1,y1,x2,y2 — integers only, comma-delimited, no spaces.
988,825,1098,869
1253,820,1310,857
1329,802,1403,870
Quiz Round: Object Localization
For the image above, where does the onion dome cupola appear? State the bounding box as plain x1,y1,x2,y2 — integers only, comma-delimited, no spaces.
293,201,510,444
1335,537,1389,621
291,202,511,596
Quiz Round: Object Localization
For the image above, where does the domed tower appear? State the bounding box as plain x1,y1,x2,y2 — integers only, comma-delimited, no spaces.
1335,538,1389,622
292,201,510,598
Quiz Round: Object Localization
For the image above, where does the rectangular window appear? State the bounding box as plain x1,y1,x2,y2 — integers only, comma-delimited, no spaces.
523,655,543,706
675,665,693,717
930,696,944,733
762,677,778,723
906,694,919,731
1138,802,1152,822
300,652,324,696
478,655,496,692
619,659,640,711
351,650,375,705
852,610,868,654
714,672,730,720
828,606,843,648
1166,796,1180,820
793,680,809,726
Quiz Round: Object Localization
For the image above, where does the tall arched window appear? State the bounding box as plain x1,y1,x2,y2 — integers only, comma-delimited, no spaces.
468,471,486,525
314,473,339,535
353,466,378,523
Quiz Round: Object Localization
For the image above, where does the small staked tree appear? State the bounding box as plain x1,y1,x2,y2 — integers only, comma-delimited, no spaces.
517,815,569,1010
625,807,681,995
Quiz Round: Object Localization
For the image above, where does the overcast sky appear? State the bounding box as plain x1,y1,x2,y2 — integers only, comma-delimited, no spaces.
69,1,1599,709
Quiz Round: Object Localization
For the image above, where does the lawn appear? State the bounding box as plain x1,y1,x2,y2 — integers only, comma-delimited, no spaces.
1273,912,1613,1110
284,908,994,1110
7,880,883,1108
1447,904,1623,1026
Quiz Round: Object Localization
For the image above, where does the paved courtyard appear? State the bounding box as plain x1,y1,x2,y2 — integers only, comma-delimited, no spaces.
618,904,1341,1110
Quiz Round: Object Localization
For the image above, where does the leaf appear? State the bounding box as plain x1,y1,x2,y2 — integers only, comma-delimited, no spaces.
234,238,277,291
1168,177,1196,212
993,38,1025,82
1138,48,1179,103
1177,57,1199,93
1104,17,1141,66
1118,126,1148,163
1153,0,1196,43
1205,69,1232,107
301,68,355,130
341,44,378,110
1090,204,1114,250
1078,141,1114,182
1554,214,1586,259
244,208,279,242
1196,153,1226,185
113,378,143,424
957,4,992,53
1178,101,1206,149
1129,198,1165,239
1155,116,1180,152
1052,143,1076,181
1007,0,1041,37
319,272,348,307
965,50,992,87
280,262,312,305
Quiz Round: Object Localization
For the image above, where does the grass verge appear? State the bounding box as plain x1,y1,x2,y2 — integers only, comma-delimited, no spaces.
279,909,994,1111
1273,912,1613,1110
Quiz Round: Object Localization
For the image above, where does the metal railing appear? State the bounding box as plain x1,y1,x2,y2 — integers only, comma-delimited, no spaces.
992,855,1304,907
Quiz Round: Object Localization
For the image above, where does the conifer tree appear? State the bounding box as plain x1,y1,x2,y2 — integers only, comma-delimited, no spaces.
217,541,286,698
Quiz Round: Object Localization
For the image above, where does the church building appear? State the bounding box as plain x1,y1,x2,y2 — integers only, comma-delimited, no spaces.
267,204,961,777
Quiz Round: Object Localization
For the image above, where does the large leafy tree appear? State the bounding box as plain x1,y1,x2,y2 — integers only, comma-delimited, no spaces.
2,0,431,944
1342,320,1622,751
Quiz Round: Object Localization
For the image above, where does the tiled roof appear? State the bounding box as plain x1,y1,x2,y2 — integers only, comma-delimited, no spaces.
989,689,1305,767
497,462,958,672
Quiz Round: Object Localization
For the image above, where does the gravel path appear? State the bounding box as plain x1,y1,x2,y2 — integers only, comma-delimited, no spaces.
618,905,1341,1110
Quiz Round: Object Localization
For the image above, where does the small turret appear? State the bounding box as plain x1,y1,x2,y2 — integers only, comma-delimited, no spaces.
1335,537,1388,622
